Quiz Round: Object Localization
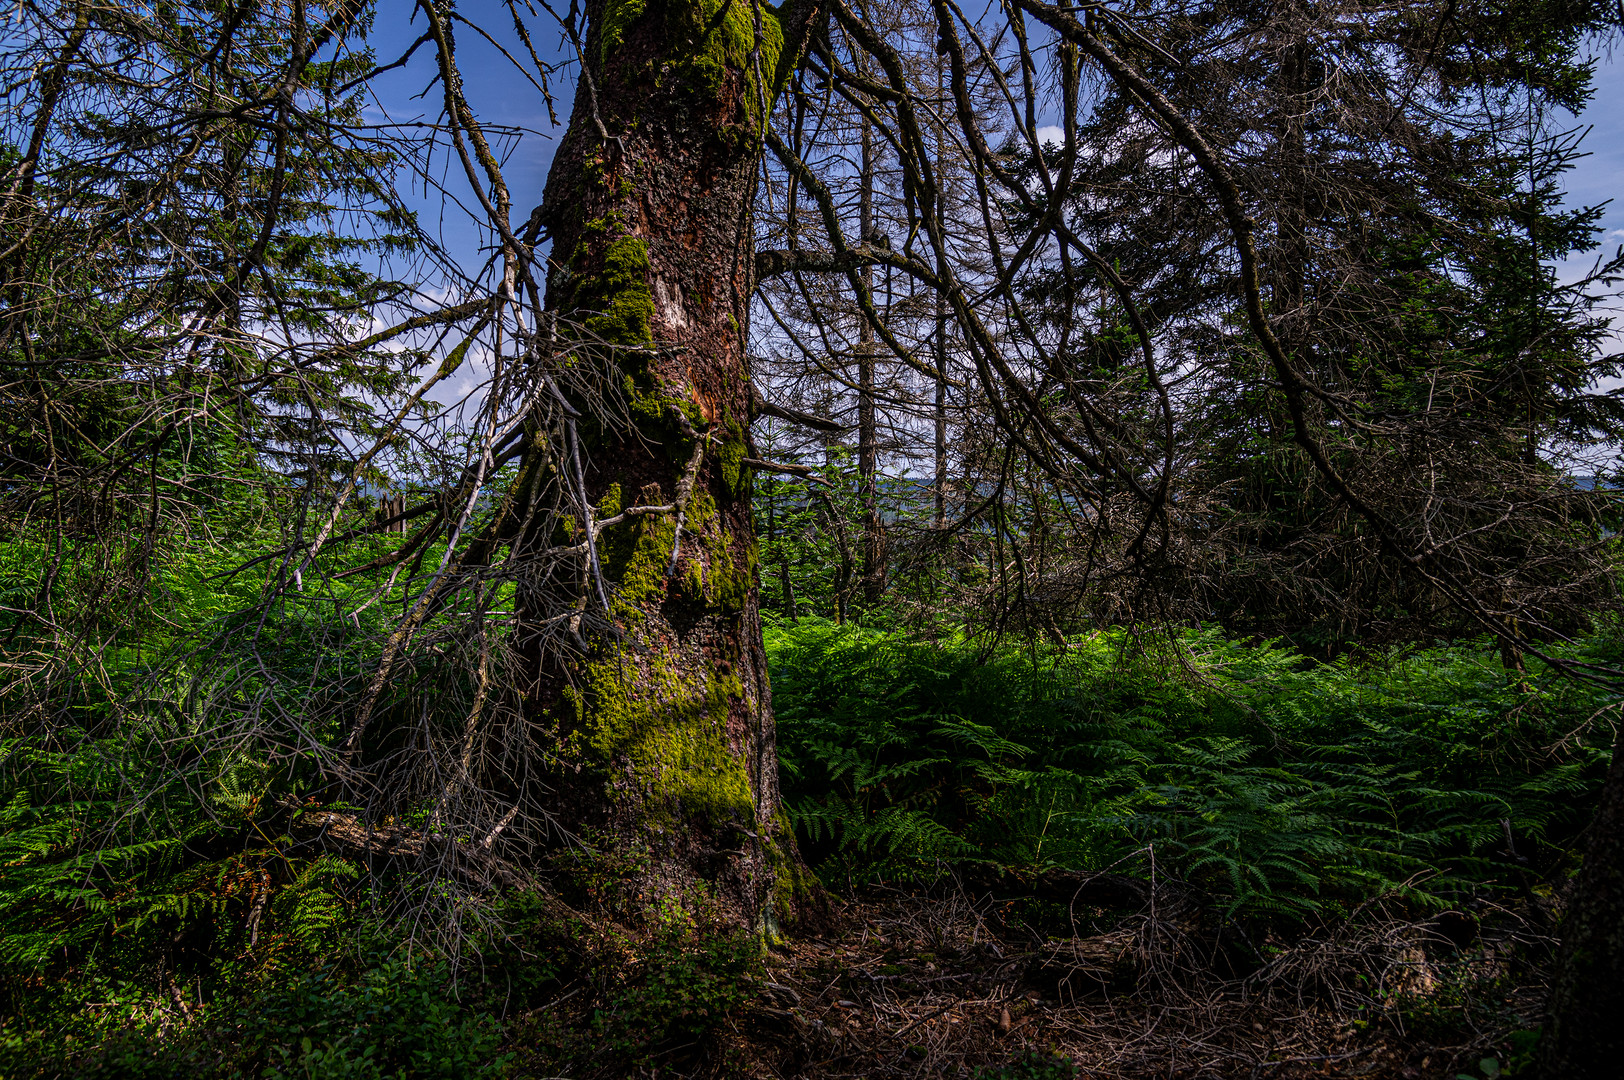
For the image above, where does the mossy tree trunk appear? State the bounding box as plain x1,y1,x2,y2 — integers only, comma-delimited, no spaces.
1537,726,1624,1076
527,0,825,936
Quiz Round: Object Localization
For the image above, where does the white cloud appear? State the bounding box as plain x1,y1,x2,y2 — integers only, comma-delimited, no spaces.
1035,125,1065,148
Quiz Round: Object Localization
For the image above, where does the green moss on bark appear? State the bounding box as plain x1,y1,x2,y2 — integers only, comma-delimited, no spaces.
565,232,694,442
564,649,756,832
573,478,755,827
718,427,746,496
708,530,754,614
599,0,650,63
599,0,785,120
577,237,655,348
675,488,751,614
676,0,784,112
680,556,706,601
595,482,679,614
762,806,818,937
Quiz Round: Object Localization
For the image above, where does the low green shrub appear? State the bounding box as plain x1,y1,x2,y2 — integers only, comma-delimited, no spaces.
0,958,509,1080
247,959,510,1080
590,929,761,1060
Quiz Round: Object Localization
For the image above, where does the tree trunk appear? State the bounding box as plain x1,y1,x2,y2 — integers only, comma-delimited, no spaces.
857,116,886,602
934,291,948,527
1537,726,1624,1076
529,0,825,937
1270,27,1309,346
933,55,950,529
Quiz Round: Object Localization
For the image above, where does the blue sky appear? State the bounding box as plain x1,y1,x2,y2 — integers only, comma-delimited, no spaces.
1560,50,1623,279
1559,48,1623,385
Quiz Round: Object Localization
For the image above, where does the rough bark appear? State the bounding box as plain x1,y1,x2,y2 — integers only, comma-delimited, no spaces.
934,289,948,527
527,0,826,937
856,116,886,601
1537,726,1624,1076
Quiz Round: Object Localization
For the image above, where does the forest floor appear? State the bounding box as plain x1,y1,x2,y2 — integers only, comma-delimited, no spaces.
704,880,1552,1079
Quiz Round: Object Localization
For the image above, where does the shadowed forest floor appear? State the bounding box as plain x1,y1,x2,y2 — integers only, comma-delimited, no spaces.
501,874,1556,1079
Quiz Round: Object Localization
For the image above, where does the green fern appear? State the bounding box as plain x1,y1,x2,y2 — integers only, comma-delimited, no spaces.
274,855,360,953
770,617,1618,918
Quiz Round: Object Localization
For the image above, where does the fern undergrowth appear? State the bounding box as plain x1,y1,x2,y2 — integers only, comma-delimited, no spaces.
770,617,1617,921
